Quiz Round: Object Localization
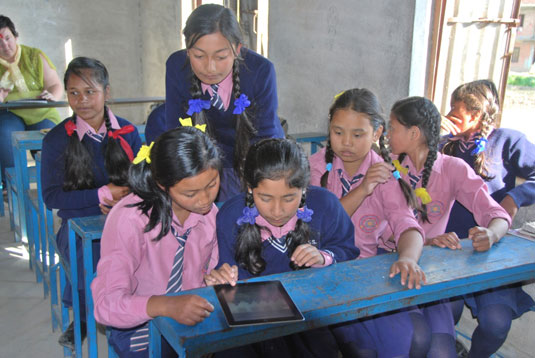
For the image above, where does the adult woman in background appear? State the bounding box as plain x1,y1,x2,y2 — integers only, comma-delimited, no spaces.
0,15,63,179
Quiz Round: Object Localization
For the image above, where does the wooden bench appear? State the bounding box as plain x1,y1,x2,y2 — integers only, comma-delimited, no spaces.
148,236,535,357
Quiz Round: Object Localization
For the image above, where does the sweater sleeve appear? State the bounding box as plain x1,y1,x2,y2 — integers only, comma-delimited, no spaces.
215,200,241,270
249,57,284,140
41,129,100,210
504,134,535,208
165,52,187,131
309,188,359,263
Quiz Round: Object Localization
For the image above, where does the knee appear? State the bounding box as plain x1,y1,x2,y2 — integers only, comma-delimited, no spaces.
0,111,24,134
478,305,513,339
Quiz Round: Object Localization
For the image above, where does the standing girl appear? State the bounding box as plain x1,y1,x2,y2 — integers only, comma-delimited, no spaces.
387,96,512,357
309,88,432,357
441,81,535,357
92,127,221,358
41,57,141,349
206,138,359,358
157,4,284,201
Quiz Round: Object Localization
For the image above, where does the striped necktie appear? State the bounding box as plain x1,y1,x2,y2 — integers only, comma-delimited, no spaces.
337,169,364,197
210,84,224,111
408,171,422,189
129,226,191,352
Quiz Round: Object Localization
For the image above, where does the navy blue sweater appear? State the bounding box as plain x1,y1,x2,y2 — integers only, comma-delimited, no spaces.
216,186,359,280
41,117,142,220
162,48,284,168
442,128,535,237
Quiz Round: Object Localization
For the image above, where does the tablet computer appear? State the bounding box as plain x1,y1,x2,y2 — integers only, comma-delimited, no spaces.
214,280,304,327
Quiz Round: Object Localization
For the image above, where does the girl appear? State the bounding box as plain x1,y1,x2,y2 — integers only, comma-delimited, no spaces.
92,127,221,358
155,4,284,201
206,138,359,358
41,57,141,349
387,96,512,357
309,88,431,358
441,81,535,357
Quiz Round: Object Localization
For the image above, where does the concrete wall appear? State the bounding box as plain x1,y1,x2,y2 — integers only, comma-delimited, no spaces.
3,0,180,124
268,1,416,134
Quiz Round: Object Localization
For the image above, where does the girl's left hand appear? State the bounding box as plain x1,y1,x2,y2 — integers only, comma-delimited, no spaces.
99,197,117,215
37,90,55,101
107,183,130,200
291,244,325,267
441,115,461,135
469,226,497,252
389,257,426,289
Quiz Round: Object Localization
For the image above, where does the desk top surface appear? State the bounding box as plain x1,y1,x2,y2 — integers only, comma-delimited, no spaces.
1,97,164,110
153,235,535,356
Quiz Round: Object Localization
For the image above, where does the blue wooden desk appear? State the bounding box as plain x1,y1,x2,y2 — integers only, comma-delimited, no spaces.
289,132,327,154
68,215,107,358
149,236,535,357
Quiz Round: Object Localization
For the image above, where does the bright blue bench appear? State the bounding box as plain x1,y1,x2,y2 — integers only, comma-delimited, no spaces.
148,236,535,357
289,132,327,154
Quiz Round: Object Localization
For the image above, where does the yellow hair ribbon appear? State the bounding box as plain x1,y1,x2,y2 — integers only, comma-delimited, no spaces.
133,142,154,165
392,160,408,175
414,188,432,205
179,117,206,133
333,90,345,101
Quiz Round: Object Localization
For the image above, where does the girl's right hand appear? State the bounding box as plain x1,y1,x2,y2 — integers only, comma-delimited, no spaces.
204,264,238,286
427,232,462,250
441,115,461,135
0,88,10,103
147,294,214,326
360,162,394,196
107,183,130,200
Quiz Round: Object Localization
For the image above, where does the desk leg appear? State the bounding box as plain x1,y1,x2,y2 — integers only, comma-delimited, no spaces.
149,320,162,358
68,221,83,358
83,236,98,358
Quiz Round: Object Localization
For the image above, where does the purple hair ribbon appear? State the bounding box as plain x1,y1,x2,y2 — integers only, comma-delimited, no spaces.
187,99,211,116
236,206,259,226
233,94,251,115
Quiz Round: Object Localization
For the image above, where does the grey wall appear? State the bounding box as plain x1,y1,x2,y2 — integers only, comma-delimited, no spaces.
3,0,180,124
269,1,416,134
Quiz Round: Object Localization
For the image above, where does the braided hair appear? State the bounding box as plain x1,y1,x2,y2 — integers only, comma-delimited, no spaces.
442,80,498,180
129,127,221,241
235,138,312,275
321,88,418,209
62,57,131,191
391,97,442,223
183,4,256,181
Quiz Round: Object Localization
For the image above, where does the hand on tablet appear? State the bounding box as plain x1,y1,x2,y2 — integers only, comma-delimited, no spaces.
291,244,325,267
147,294,214,325
204,264,238,286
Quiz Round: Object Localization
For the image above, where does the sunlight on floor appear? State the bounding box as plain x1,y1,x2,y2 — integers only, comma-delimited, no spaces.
4,244,30,260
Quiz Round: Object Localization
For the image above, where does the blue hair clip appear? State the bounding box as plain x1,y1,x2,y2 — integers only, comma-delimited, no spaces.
326,163,332,172
392,170,401,180
471,138,488,155
296,205,314,223
233,94,251,115
236,205,259,226
187,99,211,116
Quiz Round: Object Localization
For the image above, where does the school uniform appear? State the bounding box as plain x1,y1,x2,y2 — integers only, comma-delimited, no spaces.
441,128,535,325
159,48,284,201
91,193,219,357
41,110,141,319
309,148,429,357
214,186,359,358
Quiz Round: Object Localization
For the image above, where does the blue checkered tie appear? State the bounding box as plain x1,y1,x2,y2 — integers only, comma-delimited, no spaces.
338,169,364,197
128,226,191,352
210,84,224,111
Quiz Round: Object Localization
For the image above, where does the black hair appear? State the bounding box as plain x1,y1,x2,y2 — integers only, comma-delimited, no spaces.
235,138,312,275
129,127,221,241
0,15,18,37
183,4,255,183
391,96,442,223
442,80,498,180
62,57,132,191
321,88,419,209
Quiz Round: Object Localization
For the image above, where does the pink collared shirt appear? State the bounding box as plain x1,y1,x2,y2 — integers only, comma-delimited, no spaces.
201,71,233,110
309,148,424,258
91,193,219,328
394,152,511,239
256,215,333,267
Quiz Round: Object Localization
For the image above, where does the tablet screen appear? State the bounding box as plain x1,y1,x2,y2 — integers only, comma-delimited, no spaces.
214,280,304,326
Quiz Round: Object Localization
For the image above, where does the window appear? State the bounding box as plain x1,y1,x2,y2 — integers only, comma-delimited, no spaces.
512,47,520,63
519,14,524,27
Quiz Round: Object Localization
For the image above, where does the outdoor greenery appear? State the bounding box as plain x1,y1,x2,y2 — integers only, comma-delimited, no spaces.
507,74,535,88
